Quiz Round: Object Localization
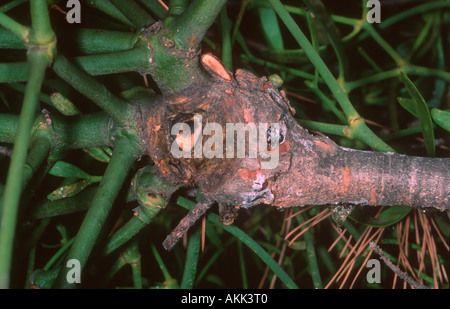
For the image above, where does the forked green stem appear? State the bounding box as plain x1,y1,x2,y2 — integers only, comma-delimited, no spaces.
52,54,135,125
138,0,168,20
0,0,54,286
0,47,51,290
268,0,394,152
0,10,29,42
53,135,141,288
110,0,155,29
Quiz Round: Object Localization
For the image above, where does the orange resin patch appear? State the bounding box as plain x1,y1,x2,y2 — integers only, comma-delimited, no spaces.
174,96,189,104
238,169,261,181
370,188,377,205
157,159,171,177
279,141,290,153
314,140,332,152
243,108,253,123
341,166,351,193
201,53,233,82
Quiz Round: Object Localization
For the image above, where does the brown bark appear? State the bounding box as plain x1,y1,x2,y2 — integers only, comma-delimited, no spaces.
162,196,214,250
139,56,450,248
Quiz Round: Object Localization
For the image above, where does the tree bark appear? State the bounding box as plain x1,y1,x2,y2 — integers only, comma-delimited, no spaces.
134,4,449,249
140,63,450,212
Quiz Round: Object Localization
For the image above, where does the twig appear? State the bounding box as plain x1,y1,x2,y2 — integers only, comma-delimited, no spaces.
163,196,214,251
369,241,433,289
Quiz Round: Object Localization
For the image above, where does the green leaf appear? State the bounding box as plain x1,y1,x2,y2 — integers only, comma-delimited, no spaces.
82,147,111,163
119,86,155,104
56,224,68,243
47,178,101,201
204,274,225,287
302,0,347,78
399,72,435,156
431,108,450,132
49,161,91,179
397,97,417,117
0,89,11,109
49,92,80,116
434,213,450,238
427,37,446,108
150,244,172,281
205,224,223,249
30,268,60,289
349,206,412,227
102,146,113,156
258,7,284,50
180,228,201,289
287,240,306,250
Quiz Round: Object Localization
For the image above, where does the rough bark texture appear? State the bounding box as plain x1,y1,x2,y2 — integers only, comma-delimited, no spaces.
139,56,450,248
162,196,214,250
141,65,449,209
